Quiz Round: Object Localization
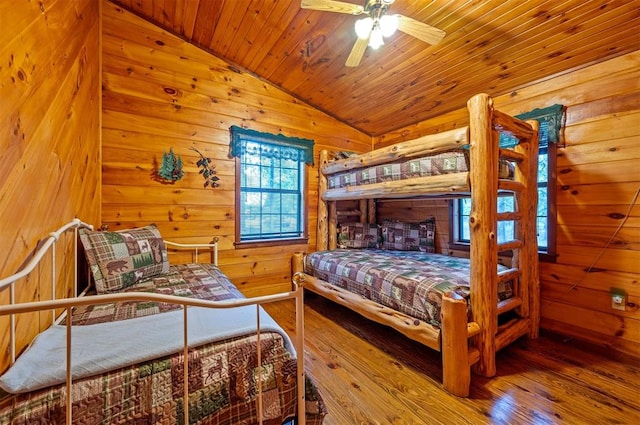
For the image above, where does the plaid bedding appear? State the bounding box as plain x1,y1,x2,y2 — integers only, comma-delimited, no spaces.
0,263,326,425
69,263,246,325
327,150,514,189
305,249,512,327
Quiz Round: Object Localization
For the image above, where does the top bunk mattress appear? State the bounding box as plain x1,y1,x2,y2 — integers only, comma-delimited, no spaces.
327,149,513,189
304,249,512,328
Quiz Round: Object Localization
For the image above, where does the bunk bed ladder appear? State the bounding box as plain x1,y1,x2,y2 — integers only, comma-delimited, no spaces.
467,94,540,378
500,115,541,344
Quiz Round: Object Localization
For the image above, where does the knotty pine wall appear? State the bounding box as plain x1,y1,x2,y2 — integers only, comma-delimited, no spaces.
376,199,451,254
101,1,370,297
0,0,101,372
375,51,640,357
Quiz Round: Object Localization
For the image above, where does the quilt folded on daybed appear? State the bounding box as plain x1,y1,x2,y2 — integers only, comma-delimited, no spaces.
305,249,512,327
0,262,326,425
0,306,292,394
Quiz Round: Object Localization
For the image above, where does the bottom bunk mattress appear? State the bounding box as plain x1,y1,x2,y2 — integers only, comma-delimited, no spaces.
305,249,512,328
0,263,326,425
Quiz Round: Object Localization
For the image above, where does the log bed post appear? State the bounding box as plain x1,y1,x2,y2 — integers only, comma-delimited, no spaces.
367,199,376,224
359,200,368,223
467,93,499,378
328,201,337,250
292,252,305,276
521,120,541,338
317,150,329,251
441,293,472,397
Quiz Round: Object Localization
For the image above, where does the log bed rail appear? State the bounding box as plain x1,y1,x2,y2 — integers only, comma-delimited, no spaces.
0,219,307,425
293,93,540,397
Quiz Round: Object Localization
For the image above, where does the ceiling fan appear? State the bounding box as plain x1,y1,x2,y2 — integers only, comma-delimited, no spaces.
301,0,446,67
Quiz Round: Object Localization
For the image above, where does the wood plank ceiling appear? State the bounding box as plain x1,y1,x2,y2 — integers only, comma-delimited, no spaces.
110,0,640,136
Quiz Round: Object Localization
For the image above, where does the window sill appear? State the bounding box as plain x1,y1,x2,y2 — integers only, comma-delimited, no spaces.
234,237,309,249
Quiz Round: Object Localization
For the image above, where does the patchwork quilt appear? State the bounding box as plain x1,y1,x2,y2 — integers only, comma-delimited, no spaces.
327,150,514,189
70,263,245,325
0,263,326,425
305,249,512,328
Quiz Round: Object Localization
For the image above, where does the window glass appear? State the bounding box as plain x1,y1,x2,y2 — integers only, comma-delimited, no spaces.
230,126,313,244
453,104,562,257
458,195,517,244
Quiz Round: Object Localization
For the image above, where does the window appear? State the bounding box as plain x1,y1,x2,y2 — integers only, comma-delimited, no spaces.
230,126,314,247
451,105,563,261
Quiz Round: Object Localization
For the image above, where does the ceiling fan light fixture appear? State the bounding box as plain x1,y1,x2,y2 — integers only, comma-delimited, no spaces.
355,17,373,39
379,14,398,37
368,23,384,49
301,0,445,66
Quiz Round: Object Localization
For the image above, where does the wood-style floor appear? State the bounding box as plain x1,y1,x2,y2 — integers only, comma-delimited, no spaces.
265,293,640,425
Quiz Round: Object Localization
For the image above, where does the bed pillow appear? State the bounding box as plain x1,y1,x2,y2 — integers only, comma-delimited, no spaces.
382,217,436,252
418,217,436,253
79,224,169,294
381,221,420,251
337,222,379,249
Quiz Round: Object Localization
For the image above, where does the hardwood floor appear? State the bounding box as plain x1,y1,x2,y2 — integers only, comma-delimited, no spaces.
265,293,640,425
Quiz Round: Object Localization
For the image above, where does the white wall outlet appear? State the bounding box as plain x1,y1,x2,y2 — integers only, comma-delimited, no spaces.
610,288,626,311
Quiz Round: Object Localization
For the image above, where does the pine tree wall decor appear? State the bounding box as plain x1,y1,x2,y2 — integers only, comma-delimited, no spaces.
157,147,184,182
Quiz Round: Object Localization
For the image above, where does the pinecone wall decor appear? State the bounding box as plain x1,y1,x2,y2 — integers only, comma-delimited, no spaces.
190,147,220,188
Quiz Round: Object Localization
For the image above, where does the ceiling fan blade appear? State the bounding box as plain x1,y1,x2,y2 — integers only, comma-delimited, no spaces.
396,15,445,46
345,36,369,67
301,0,364,15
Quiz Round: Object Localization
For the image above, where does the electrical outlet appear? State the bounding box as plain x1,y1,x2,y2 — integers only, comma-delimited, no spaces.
610,288,626,311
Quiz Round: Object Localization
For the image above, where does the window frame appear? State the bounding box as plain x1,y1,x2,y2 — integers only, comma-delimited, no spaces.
538,141,558,262
232,130,311,249
448,120,559,263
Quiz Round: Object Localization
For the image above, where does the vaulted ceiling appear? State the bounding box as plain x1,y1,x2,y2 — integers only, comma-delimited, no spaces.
110,0,640,136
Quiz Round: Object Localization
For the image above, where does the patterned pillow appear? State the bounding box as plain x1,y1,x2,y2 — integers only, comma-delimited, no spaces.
419,217,436,253
79,224,169,294
337,222,379,249
382,217,436,252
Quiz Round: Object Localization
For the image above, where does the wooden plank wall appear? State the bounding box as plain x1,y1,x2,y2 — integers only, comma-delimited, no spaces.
375,51,640,357
100,1,371,297
0,0,101,373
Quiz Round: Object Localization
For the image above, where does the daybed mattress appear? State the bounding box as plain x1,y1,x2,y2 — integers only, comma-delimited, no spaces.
0,263,326,425
327,149,513,189
305,249,512,327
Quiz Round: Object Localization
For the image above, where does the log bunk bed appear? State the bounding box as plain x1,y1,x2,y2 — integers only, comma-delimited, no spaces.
292,93,541,397
0,219,326,425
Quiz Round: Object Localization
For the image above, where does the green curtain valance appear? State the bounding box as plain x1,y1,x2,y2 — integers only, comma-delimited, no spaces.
229,125,315,165
500,104,564,148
